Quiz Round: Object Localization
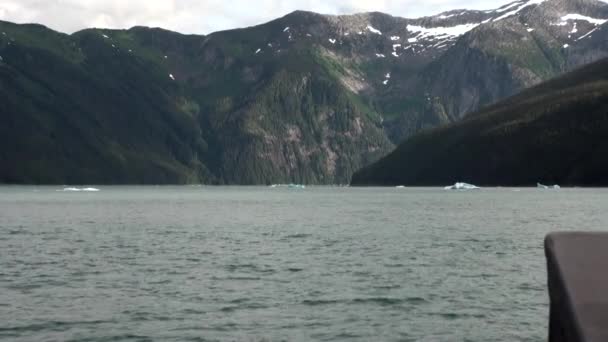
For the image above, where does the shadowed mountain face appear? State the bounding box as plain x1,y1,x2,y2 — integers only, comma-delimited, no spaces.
1,0,608,184
351,57,608,186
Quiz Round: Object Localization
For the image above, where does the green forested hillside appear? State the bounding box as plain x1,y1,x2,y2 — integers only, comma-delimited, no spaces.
1,0,608,184
351,57,608,186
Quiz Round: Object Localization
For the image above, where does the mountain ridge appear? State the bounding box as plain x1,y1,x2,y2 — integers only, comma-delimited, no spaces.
1,0,608,184
350,56,608,186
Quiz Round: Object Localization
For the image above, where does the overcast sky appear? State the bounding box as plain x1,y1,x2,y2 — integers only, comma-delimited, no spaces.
0,0,564,34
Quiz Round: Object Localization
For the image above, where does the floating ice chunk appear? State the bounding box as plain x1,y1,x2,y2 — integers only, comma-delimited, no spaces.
393,44,401,50
390,36,400,41
358,31,364,35
444,182,480,190
408,37,418,43
563,44,569,48
344,32,350,36
392,52,399,57
538,183,560,189
527,28,535,32
367,25,382,35
375,53,386,58
255,48,261,54
329,38,336,44
385,73,391,78
288,184,306,189
61,187,100,192
306,33,312,37
102,34,109,39
283,27,290,32
395,185,405,188
169,73,175,80
383,79,389,85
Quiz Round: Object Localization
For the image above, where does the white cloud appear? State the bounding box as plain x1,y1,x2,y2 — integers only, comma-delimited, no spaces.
0,0,605,35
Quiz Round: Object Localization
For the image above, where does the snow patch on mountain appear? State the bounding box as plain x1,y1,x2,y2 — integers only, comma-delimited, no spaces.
366,25,382,35
407,23,480,40
560,14,607,26
493,0,547,22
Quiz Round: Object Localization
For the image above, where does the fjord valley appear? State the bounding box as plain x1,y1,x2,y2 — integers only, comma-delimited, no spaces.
1,0,608,185
351,56,608,187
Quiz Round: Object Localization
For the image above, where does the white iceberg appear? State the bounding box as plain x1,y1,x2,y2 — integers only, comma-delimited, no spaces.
538,183,560,189
60,187,100,192
444,182,480,190
288,184,306,189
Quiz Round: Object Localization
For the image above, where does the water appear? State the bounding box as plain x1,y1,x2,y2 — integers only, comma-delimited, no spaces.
1,186,607,341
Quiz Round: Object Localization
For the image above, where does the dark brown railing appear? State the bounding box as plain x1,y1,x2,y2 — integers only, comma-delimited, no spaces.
546,232,608,342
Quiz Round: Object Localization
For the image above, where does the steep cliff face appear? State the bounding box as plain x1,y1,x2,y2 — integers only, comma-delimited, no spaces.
1,0,608,184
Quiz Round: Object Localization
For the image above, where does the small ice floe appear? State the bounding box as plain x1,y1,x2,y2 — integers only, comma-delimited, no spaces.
408,38,418,43
392,52,399,57
390,36,400,41
396,185,406,189
169,73,175,80
329,38,336,44
375,53,386,58
61,187,100,192
164,55,168,59
563,44,570,48
393,44,401,50
358,31,364,35
344,32,350,36
102,34,109,39
444,182,480,190
255,48,261,54
283,27,290,32
367,25,382,35
385,73,391,78
383,79,389,85
527,28,535,32
538,183,560,189
306,33,312,37
288,184,306,189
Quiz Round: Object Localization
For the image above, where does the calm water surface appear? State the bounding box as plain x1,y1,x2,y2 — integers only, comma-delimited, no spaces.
1,186,607,341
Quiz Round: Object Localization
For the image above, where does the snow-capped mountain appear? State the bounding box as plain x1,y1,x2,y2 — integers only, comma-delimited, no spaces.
0,0,607,184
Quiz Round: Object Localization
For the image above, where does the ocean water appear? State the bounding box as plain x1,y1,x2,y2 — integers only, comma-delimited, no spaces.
1,186,607,341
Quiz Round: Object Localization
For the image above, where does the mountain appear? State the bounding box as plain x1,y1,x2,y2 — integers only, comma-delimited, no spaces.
1,0,608,184
350,57,608,186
